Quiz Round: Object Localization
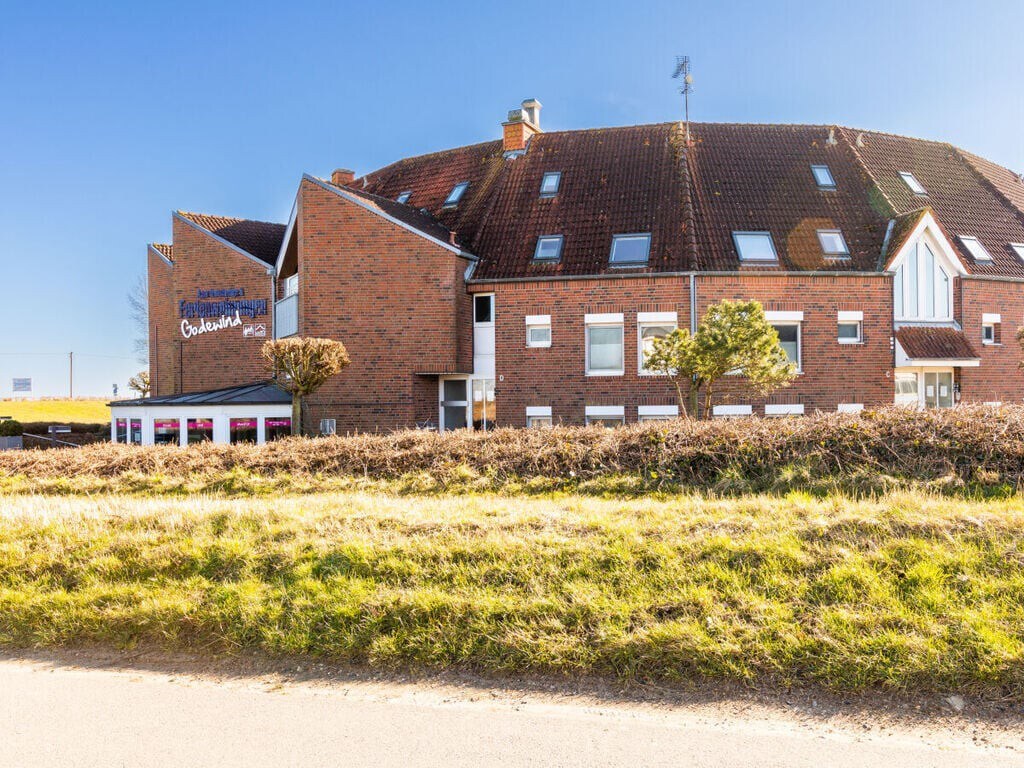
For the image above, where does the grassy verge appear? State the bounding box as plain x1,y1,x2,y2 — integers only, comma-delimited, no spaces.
0,399,109,424
2,489,1022,698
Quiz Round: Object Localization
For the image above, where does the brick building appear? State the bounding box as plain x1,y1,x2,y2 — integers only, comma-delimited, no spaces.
112,100,1024,443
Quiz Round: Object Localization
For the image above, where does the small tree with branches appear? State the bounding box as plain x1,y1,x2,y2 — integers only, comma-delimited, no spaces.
646,300,796,418
127,370,151,398
262,337,350,436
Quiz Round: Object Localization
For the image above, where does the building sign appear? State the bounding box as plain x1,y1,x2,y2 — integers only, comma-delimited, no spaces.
12,378,31,393
179,288,269,339
243,323,267,338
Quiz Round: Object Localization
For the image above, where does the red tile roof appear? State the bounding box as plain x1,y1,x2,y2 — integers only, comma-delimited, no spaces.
177,211,286,266
896,326,979,361
150,243,173,260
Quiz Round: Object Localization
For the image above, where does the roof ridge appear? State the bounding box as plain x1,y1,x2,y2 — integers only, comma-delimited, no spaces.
836,126,899,221
670,123,698,271
176,210,286,229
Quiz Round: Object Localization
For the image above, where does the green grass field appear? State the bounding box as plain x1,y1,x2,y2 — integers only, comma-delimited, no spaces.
1,488,1022,698
0,399,109,424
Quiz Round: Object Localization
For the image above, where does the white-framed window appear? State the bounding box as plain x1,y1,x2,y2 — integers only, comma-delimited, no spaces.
585,405,625,427
534,235,563,262
733,231,778,263
473,294,494,325
899,171,927,195
837,403,864,414
811,164,836,190
837,310,863,344
396,190,412,204
637,311,677,374
443,181,470,208
959,236,993,263
637,404,679,422
540,172,561,197
526,406,552,428
765,403,804,417
893,240,951,320
585,313,624,376
609,234,651,266
525,315,552,348
894,373,919,407
1011,243,1024,262
773,323,800,369
982,313,1001,345
817,229,850,258
713,405,753,418
283,273,299,297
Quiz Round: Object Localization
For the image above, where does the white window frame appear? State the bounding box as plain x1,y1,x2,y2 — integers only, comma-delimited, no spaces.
473,293,495,326
396,190,412,204
525,315,552,348
765,403,804,417
1011,243,1024,263
637,311,678,375
837,403,864,414
637,404,679,422
837,310,863,344
585,405,625,427
982,314,1000,345
533,235,563,262
526,406,552,428
443,181,470,208
899,171,927,195
540,172,561,197
811,164,836,190
817,229,850,258
609,233,651,266
959,236,993,263
733,231,778,263
893,238,954,322
765,311,803,372
713,405,753,418
283,273,299,297
585,313,624,376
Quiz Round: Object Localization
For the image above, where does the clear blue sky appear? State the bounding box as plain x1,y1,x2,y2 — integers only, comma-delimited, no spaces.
2,0,1022,397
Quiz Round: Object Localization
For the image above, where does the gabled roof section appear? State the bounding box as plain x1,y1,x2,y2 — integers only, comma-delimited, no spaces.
176,211,286,267
840,128,1024,278
689,123,891,271
149,243,173,263
302,174,473,259
883,208,929,267
895,327,979,362
960,149,1024,214
109,381,290,407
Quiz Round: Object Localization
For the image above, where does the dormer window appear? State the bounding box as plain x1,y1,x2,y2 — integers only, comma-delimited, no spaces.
1012,244,1024,262
443,181,470,208
960,236,993,262
817,229,850,258
540,172,561,197
899,172,927,195
533,235,563,262
811,164,836,190
396,191,412,204
733,231,778,263
609,233,651,265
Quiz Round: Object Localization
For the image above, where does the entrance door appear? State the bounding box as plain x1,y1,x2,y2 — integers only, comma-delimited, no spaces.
472,379,496,430
923,371,954,408
439,378,469,432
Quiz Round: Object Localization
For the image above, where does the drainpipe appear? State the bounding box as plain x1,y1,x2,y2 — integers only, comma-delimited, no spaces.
689,273,697,333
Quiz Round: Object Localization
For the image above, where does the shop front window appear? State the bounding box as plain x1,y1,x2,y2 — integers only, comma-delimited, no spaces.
230,418,258,444
265,418,292,441
187,418,214,444
130,419,142,444
115,418,127,443
153,419,180,445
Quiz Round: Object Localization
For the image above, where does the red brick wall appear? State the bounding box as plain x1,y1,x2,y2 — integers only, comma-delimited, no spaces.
148,218,274,396
472,272,895,424
296,179,471,432
147,249,177,396
957,277,1024,403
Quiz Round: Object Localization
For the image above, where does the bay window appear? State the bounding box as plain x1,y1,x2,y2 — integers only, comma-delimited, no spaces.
894,241,951,321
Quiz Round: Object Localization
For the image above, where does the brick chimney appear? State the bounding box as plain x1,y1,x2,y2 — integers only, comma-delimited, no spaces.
331,168,355,186
502,98,542,153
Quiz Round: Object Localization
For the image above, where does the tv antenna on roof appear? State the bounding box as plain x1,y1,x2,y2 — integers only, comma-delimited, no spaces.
672,56,694,143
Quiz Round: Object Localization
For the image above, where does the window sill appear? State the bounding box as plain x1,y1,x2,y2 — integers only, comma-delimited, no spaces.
837,339,863,345
638,370,668,377
586,371,625,377
526,344,552,349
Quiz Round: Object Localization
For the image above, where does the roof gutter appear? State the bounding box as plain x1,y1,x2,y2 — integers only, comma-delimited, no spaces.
467,269,889,286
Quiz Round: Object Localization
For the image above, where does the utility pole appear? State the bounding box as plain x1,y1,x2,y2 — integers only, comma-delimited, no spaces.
69,352,73,399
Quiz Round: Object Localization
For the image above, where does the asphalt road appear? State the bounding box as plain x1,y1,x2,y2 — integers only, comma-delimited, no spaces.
0,657,1020,767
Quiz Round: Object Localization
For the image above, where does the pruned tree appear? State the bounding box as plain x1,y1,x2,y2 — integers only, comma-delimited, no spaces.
127,274,149,366
128,370,151,398
646,300,797,418
262,337,351,436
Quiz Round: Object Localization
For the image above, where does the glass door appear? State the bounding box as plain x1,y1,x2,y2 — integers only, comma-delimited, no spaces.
923,371,954,408
440,378,469,432
472,379,496,430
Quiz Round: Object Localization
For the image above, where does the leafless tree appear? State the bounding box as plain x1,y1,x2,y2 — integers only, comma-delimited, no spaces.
127,274,148,366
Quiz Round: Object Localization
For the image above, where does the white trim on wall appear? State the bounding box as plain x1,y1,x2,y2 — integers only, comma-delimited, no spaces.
765,403,804,416
636,311,678,324
764,310,804,322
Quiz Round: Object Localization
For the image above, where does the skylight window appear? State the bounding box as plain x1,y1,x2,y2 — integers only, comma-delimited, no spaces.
817,229,850,258
960,236,993,262
811,164,836,190
395,191,412,204
443,181,470,207
533,235,563,262
733,231,778,262
609,234,651,265
540,172,561,197
1012,244,1024,262
899,172,927,195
